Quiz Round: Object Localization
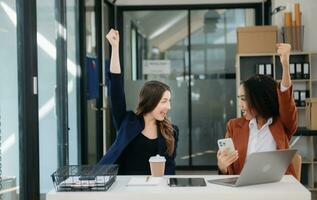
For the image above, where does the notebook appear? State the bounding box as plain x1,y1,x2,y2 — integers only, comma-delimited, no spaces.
127,177,162,186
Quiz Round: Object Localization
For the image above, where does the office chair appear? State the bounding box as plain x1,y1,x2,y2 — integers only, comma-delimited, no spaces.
292,153,302,182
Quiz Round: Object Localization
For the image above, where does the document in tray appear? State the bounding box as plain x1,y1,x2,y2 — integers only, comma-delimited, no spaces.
60,176,111,188
127,177,162,186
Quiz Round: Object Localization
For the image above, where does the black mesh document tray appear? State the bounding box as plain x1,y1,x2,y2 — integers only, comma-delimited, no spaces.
51,164,118,192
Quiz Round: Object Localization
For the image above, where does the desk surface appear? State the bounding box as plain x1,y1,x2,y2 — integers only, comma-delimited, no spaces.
46,175,311,200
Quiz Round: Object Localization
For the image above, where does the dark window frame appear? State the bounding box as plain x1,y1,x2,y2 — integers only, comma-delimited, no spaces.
55,0,69,168
16,0,40,200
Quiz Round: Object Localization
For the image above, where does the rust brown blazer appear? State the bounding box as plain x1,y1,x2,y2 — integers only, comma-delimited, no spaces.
225,84,298,177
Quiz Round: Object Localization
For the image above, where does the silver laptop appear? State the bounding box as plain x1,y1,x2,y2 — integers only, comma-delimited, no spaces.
208,149,297,187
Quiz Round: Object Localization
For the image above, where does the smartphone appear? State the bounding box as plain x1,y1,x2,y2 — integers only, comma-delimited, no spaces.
217,138,235,155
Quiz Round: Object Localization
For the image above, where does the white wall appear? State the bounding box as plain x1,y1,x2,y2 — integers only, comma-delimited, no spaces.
272,0,317,52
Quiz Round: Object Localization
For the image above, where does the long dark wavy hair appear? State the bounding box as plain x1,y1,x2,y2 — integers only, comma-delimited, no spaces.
241,74,279,120
136,80,175,156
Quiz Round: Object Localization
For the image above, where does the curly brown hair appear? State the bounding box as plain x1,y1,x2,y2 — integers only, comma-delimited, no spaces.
242,74,279,120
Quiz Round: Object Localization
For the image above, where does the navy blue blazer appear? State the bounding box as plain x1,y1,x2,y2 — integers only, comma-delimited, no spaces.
98,72,179,175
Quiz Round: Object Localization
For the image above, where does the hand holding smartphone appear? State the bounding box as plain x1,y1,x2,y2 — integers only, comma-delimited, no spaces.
217,138,236,155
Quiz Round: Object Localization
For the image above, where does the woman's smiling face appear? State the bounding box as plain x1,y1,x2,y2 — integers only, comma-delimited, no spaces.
238,84,255,120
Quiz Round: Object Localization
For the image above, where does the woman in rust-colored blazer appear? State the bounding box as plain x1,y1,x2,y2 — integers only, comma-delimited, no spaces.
217,43,298,177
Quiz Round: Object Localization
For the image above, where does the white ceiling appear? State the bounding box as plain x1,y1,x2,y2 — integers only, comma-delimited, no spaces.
108,0,265,6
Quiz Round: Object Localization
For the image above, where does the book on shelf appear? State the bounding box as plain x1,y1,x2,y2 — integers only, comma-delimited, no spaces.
295,63,302,79
303,63,310,79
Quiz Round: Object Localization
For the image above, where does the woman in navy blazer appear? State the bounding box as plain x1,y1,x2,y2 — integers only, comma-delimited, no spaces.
98,29,179,175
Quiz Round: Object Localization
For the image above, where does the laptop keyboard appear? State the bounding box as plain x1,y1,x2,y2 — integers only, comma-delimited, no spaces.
215,177,238,184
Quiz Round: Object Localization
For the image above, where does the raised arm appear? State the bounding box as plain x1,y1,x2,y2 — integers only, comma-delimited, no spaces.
276,43,298,138
107,29,121,74
106,29,127,130
277,43,292,88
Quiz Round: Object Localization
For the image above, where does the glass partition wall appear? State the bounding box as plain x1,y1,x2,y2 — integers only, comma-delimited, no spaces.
37,0,59,193
0,1,19,199
122,8,255,168
0,0,92,198
190,9,254,166
37,0,80,196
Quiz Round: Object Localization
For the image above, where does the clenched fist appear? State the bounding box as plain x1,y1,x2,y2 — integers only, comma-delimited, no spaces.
277,43,291,67
106,29,119,48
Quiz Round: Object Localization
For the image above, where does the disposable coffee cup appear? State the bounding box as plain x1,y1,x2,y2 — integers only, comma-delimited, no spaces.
149,154,166,177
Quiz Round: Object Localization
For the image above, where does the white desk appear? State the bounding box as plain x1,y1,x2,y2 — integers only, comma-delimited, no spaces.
46,175,311,200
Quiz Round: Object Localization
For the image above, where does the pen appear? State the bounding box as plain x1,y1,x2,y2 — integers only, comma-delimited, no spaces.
145,176,150,182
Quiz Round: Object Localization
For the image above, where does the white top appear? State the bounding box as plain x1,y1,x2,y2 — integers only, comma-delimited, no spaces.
247,117,276,158
246,84,290,159
46,175,310,200
280,84,289,92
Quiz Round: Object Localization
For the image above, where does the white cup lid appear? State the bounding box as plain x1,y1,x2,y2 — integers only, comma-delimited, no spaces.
149,154,166,162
